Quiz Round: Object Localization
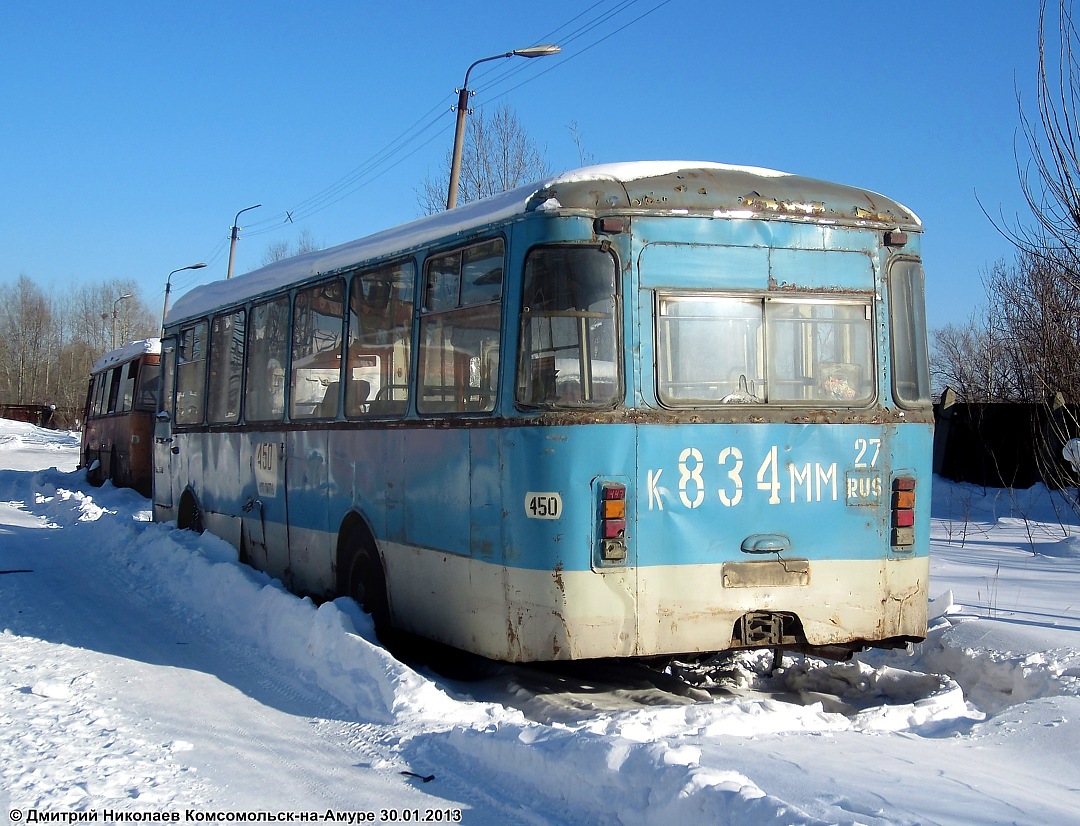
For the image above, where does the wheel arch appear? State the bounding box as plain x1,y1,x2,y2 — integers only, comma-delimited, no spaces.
177,486,204,533
335,509,381,596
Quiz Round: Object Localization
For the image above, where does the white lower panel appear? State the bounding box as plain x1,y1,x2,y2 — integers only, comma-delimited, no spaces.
382,545,928,662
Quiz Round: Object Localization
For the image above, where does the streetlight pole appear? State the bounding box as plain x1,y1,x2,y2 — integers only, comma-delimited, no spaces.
226,204,262,280
446,44,560,210
162,262,207,333
112,293,132,350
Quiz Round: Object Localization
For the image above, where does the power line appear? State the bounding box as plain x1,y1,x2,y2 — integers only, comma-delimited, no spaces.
201,0,674,260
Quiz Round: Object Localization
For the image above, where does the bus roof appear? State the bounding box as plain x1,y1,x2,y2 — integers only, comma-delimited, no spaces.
167,161,920,327
91,338,161,375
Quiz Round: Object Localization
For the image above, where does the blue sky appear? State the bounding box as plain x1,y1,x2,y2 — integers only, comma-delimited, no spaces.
1,1,1041,332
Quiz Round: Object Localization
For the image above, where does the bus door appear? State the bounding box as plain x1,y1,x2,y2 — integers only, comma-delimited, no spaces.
152,341,177,511
244,436,290,582
283,430,333,595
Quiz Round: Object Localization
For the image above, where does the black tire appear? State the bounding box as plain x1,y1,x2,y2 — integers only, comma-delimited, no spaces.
340,526,391,635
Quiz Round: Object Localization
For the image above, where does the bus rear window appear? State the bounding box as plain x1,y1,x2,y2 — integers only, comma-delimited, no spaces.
516,246,620,408
657,294,874,406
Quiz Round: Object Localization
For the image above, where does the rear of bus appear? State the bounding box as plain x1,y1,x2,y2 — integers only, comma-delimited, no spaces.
506,166,931,661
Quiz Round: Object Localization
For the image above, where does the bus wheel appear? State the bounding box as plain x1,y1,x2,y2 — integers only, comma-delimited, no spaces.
178,493,204,535
340,527,390,636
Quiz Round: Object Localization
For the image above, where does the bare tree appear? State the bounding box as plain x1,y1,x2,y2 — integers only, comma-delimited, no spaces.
262,229,322,265
931,316,997,401
419,103,551,214
986,248,1080,401
568,121,595,167
0,275,156,409
933,251,1080,403
0,276,51,404
1013,1,1080,289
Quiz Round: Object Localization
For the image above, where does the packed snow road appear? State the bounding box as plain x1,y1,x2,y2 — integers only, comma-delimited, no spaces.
2,420,1080,825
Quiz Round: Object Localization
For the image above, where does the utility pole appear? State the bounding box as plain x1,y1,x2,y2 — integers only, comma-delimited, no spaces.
226,204,261,279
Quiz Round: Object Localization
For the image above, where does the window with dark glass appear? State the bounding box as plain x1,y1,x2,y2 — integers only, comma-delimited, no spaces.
119,360,138,413
106,367,123,414
888,260,931,406
516,246,620,408
208,309,246,423
291,280,345,419
160,343,175,418
419,239,503,414
347,260,415,417
657,295,874,406
246,297,289,422
136,361,161,411
91,373,108,417
176,322,208,425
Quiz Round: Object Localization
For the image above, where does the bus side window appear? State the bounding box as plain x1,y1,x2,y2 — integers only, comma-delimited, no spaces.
160,343,175,418
136,362,161,412
208,309,246,424
291,279,344,419
246,297,289,422
92,372,108,418
120,360,138,413
418,239,503,415
106,367,123,414
347,260,415,417
516,245,620,408
176,322,208,425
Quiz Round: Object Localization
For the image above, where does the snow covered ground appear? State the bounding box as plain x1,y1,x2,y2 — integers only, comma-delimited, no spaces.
1,419,1078,825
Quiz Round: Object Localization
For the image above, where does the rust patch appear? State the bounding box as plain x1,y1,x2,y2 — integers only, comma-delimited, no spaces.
552,562,565,593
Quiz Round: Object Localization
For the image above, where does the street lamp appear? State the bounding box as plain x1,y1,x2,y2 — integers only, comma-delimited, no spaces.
112,293,132,349
162,262,207,333
446,44,560,210
226,203,262,280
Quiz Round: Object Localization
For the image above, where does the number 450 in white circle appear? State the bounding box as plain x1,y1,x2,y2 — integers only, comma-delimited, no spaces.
525,492,563,519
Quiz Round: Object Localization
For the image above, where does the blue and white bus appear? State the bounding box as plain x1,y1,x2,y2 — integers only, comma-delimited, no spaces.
155,161,931,662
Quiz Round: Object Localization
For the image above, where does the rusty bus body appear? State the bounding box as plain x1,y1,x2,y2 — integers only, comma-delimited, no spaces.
81,339,161,496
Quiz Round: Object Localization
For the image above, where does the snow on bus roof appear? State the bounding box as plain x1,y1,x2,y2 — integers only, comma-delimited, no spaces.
91,338,161,375
166,160,906,326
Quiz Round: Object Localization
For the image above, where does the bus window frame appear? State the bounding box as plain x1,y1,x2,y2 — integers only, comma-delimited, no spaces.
345,257,416,419
160,339,176,419
245,295,290,424
208,307,247,425
887,257,932,409
515,242,623,411
290,277,346,421
175,321,209,427
654,290,876,408
417,237,506,416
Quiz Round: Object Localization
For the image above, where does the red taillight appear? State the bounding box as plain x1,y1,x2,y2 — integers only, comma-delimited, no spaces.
602,519,626,539
892,476,916,546
599,483,627,562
